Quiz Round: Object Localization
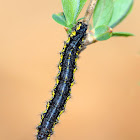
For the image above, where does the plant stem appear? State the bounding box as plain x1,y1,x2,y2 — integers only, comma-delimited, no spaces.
83,0,98,46
83,0,97,24
84,30,97,46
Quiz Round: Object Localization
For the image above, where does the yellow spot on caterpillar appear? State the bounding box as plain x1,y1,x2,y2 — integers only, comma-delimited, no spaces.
59,55,63,64
79,45,82,49
52,91,55,97
46,102,50,109
56,78,59,84
64,44,67,48
43,110,47,114
62,44,67,53
57,116,60,121
41,114,44,120
59,65,62,71
41,110,47,120
53,84,57,91
65,76,68,82
47,134,51,140
56,109,65,123
57,72,60,78
60,55,63,61
70,30,76,37
71,82,74,87
66,96,71,101
62,89,64,93
76,23,82,31
51,127,54,134
74,68,76,73
66,37,70,43
60,110,64,115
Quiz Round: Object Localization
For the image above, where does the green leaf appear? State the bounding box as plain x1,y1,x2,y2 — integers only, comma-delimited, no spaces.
77,0,87,17
52,12,67,27
77,17,84,22
93,0,114,28
89,24,93,31
62,0,80,25
109,0,134,28
94,25,112,41
112,32,134,37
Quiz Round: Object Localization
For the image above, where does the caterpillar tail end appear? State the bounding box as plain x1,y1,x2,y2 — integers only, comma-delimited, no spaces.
37,132,51,140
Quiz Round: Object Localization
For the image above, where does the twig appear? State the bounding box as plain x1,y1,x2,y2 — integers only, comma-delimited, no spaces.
83,0,97,25
83,0,98,46
84,30,97,46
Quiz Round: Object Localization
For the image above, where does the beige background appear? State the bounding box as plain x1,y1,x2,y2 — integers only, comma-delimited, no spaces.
0,0,140,140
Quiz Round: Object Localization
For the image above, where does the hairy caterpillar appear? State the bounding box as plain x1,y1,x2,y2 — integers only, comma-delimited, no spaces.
37,22,87,140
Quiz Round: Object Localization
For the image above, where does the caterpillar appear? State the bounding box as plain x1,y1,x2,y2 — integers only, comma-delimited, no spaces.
37,22,87,140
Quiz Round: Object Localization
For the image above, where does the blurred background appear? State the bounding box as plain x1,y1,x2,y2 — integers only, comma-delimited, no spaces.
0,0,140,140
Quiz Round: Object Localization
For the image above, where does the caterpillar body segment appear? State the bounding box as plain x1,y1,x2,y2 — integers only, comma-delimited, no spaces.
37,22,87,140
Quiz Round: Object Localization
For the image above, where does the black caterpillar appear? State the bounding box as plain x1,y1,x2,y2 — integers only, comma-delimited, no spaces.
37,22,87,140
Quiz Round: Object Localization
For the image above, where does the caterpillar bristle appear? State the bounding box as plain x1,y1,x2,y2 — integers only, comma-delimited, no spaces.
59,51,62,55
